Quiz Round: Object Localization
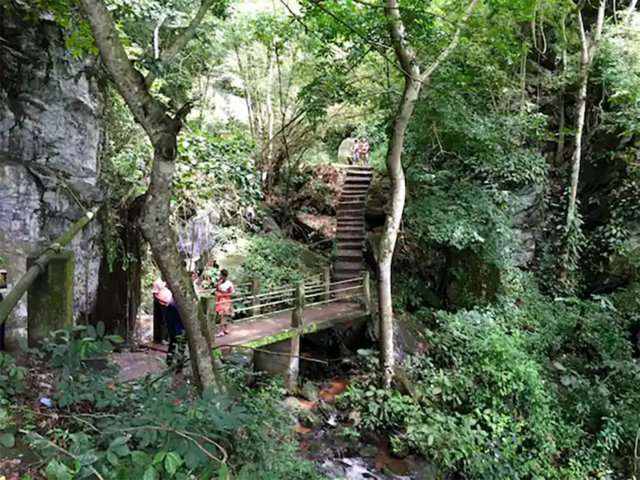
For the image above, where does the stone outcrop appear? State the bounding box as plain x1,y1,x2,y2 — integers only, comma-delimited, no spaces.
0,8,104,343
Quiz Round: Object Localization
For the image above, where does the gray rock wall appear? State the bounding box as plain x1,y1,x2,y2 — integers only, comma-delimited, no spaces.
0,9,104,343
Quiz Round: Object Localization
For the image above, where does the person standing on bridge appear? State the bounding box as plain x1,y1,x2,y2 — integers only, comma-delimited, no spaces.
215,269,235,337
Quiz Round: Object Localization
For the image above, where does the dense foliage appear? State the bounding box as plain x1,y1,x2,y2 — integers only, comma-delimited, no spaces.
0,328,322,480
343,280,640,478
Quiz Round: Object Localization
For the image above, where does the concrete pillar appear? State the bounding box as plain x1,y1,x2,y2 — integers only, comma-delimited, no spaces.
27,250,74,347
253,340,292,375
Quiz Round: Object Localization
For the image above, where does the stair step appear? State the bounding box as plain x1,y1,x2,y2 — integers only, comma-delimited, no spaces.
340,194,367,200
336,249,363,259
347,168,373,177
337,222,365,228
344,178,372,185
337,234,366,241
334,261,364,271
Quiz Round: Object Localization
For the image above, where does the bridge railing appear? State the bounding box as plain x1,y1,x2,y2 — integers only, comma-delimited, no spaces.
198,272,371,328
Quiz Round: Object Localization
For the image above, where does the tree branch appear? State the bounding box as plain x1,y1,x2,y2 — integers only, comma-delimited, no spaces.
79,0,175,143
420,0,481,82
145,0,217,87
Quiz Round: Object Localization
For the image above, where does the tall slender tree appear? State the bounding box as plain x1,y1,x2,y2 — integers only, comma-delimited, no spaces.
379,0,480,387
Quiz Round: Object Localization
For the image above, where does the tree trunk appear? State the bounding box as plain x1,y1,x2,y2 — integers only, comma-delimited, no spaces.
79,0,220,392
379,0,480,387
378,77,421,387
566,1,606,228
142,140,220,390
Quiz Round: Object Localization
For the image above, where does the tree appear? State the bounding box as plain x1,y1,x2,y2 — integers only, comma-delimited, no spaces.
79,0,222,392
378,0,479,387
565,0,606,229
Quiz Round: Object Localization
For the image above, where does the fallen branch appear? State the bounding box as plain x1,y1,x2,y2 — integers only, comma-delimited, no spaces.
19,430,106,480
0,206,100,326
112,425,228,464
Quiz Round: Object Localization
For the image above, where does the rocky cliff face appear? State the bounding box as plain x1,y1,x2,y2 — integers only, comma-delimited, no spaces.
0,9,104,343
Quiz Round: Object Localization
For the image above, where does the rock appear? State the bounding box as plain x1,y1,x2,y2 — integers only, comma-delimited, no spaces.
284,396,305,411
295,212,336,240
0,9,105,345
508,184,543,266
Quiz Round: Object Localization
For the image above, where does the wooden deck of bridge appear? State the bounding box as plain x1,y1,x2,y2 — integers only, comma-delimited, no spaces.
215,299,368,349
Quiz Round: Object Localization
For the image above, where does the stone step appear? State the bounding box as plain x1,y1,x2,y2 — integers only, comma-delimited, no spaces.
335,250,363,260
344,178,372,186
334,261,364,272
346,169,373,177
336,239,364,248
340,193,367,201
337,222,365,229
339,201,366,208
336,235,366,242
342,184,370,191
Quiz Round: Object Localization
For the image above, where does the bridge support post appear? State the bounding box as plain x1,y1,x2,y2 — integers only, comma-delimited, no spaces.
287,282,305,394
323,266,331,301
27,250,74,348
251,277,261,316
363,271,371,314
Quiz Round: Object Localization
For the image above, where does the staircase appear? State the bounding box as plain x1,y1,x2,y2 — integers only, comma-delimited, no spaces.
333,165,373,285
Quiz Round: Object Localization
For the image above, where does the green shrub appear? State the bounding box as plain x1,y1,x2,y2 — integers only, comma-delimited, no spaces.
0,352,26,400
342,283,640,478
241,234,317,289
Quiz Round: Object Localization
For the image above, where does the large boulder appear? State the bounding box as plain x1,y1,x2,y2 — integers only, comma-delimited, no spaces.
0,9,104,344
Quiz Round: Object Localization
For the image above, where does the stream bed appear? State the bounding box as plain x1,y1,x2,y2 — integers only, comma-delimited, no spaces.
292,379,434,480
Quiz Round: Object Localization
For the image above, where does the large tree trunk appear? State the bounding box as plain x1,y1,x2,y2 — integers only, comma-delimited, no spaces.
142,140,219,390
79,0,220,392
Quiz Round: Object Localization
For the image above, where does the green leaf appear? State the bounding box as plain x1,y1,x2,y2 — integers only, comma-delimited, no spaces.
164,451,183,476
45,459,73,480
0,432,15,448
109,436,130,457
218,463,230,480
152,451,166,465
131,450,152,467
143,466,158,480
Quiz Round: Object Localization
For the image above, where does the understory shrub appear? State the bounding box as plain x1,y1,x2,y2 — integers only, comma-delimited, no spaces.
6,326,323,479
343,279,640,479
241,234,317,288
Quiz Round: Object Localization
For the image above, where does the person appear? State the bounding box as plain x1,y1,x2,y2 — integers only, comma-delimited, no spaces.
359,137,370,164
153,281,185,368
215,269,235,336
165,300,186,369
152,279,169,343
351,138,361,164
0,292,5,351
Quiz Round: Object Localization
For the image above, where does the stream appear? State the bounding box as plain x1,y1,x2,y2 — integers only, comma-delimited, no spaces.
292,379,434,480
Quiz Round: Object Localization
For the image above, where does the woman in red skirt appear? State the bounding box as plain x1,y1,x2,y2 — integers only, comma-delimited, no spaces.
215,269,235,336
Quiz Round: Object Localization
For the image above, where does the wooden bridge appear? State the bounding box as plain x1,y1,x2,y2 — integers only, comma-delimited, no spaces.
197,273,372,350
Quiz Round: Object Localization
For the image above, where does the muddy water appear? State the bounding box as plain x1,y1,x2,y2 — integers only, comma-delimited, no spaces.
294,379,434,480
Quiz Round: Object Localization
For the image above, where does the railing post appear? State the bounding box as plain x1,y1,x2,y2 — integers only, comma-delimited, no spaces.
323,266,331,301
363,271,371,314
287,282,305,394
251,276,261,317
